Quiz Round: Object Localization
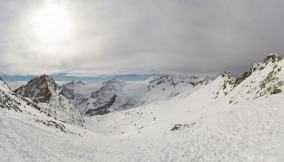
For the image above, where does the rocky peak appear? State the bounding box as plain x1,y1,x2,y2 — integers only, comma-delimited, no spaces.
14,74,85,126
90,79,124,99
85,80,125,116
102,79,125,87
14,74,59,103
76,81,86,85
65,81,86,87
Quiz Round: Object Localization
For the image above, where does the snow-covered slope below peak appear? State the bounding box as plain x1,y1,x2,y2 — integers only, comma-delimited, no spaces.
14,75,84,126
0,76,10,92
209,72,236,99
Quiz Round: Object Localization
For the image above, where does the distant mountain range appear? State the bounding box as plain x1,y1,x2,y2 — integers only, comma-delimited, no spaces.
1,73,158,82
61,75,212,115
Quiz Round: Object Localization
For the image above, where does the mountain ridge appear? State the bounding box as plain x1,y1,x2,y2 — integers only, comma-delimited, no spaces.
62,75,212,116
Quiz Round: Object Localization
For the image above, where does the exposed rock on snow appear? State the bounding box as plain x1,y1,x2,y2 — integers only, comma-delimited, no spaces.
212,72,235,99
170,123,196,131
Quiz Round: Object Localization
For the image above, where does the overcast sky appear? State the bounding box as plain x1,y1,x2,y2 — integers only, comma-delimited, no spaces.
0,0,284,76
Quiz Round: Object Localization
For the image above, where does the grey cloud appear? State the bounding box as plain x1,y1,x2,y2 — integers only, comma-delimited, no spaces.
1,0,284,76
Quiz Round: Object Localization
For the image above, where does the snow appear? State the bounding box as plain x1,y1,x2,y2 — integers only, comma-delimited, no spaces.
0,79,11,92
1,55,284,161
1,79,284,161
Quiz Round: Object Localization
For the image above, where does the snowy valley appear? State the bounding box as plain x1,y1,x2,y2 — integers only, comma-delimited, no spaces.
1,54,284,162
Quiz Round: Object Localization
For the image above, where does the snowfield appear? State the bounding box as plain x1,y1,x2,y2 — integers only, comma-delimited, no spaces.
1,54,284,161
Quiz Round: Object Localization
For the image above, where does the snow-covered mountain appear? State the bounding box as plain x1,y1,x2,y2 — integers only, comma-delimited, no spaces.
62,75,211,116
1,54,284,161
0,76,81,135
142,74,211,103
14,75,84,126
60,81,87,101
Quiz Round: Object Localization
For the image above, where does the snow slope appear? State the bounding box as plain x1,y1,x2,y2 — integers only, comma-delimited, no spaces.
1,54,284,161
0,76,10,92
